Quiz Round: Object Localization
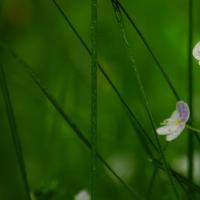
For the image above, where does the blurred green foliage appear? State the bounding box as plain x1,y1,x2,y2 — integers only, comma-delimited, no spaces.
1,0,200,199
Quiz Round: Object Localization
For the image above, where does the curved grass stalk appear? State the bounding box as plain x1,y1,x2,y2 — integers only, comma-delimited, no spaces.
151,158,200,194
2,45,200,195
0,64,31,200
116,0,200,147
111,1,179,199
50,0,159,153
0,45,144,200
186,125,200,134
145,168,158,199
187,0,194,199
90,0,98,199
114,1,200,198
116,0,180,101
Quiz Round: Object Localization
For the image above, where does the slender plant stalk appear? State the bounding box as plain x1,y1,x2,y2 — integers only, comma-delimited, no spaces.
1,46,143,200
116,0,180,101
0,1,198,198
111,1,179,199
152,158,200,193
116,0,200,147
90,0,98,199
0,64,31,200
187,0,194,199
146,168,158,199
186,125,200,133
51,0,200,149
2,46,200,196
115,0,200,197
50,0,159,153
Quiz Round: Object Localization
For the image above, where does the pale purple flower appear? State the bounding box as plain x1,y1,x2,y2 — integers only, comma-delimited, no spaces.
156,101,190,141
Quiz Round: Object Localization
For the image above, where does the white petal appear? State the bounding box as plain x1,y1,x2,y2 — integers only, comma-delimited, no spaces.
170,110,179,120
74,190,90,200
166,124,185,141
160,114,178,126
156,124,178,135
193,41,200,62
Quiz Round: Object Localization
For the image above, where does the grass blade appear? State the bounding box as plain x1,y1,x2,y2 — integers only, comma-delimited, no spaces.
90,0,98,198
116,0,180,100
1,47,143,200
2,45,200,196
114,0,200,196
0,64,31,200
117,0,200,145
50,0,159,152
187,0,194,199
146,168,158,199
111,1,179,199
117,2,200,195
116,2,200,194
152,158,200,194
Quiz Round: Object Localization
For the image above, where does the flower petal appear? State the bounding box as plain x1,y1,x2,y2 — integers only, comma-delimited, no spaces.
157,101,190,141
156,124,178,135
176,101,190,122
193,41,200,62
170,110,179,120
166,123,185,141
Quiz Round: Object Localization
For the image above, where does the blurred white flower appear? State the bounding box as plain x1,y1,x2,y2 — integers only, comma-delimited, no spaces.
193,41,200,65
74,190,90,200
156,101,190,141
173,152,200,183
108,154,135,182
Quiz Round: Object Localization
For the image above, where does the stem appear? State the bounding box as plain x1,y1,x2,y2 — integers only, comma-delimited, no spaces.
0,65,31,200
187,0,194,199
111,1,179,199
91,0,98,199
117,0,180,101
186,125,200,134
50,0,159,154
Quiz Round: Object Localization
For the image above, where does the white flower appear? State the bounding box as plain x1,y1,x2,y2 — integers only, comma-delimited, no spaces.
74,190,90,200
173,152,200,183
193,41,200,65
156,101,190,141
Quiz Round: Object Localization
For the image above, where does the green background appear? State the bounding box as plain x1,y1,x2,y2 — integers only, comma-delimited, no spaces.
0,0,200,199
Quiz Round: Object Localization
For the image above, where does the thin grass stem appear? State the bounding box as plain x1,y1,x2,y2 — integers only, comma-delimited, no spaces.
50,0,159,153
116,0,180,101
146,168,158,199
1,47,143,200
90,0,98,199
0,64,31,200
187,0,194,199
3,46,200,195
111,1,179,199
186,125,200,133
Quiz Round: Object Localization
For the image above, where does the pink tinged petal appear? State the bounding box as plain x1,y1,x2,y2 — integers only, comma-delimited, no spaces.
156,124,178,135
176,101,190,123
166,123,185,141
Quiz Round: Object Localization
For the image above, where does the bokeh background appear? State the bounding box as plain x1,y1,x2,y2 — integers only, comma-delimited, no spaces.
1,0,200,199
